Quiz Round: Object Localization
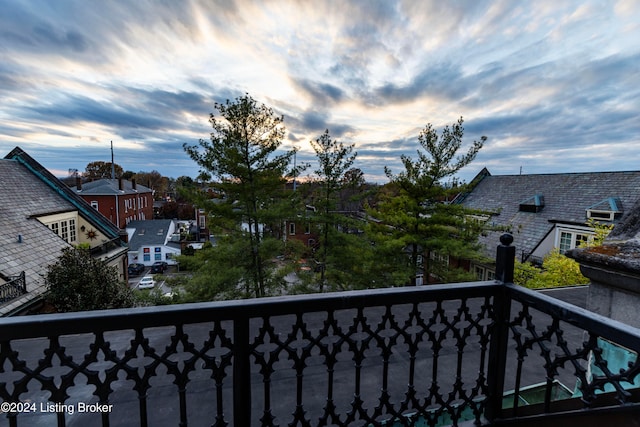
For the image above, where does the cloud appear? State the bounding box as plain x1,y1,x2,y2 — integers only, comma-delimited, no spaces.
0,0,639,185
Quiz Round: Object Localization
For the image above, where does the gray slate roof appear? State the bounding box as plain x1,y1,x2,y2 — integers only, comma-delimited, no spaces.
458,170,640,260
0,159,73,314
127,220,173,251
1,147,128,316
78,178,152,195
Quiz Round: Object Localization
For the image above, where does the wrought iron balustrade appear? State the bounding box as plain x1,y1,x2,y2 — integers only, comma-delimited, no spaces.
0,272,26,304
0,237,639,427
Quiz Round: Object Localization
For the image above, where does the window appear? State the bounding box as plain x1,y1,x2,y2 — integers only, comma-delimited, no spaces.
91,201,98,210
430,251,449,265
558,231,591,254
474,265,495,281
586,197,622,222
475,266,485,281
69,219,76,243
289,222,296,235
155,247,162,261
519,194,545,213
305,223,311,234
50,223,59,235
143,247,151,262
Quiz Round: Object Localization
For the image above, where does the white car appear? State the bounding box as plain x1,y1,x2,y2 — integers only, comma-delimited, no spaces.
138,276,156,289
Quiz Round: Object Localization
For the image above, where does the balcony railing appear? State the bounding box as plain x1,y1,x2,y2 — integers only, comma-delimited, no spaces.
1,236,639,426
0,272,26,304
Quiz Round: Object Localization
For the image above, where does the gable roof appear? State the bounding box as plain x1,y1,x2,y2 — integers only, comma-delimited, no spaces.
458,169,640,260
126,220,174,251
0,158,75,314
4,147,124,241
1,147,127,315
78,178,152,195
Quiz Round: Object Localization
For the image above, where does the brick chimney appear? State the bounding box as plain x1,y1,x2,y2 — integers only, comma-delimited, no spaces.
76,176,82,191
132,178,137,190
118,177,123,191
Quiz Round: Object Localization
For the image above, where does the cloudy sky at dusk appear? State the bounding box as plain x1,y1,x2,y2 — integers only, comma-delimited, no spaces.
1,0,639,183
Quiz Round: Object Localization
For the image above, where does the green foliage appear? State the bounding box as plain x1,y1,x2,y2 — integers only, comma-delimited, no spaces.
178,236,304,301
133,287,182,306
309,129,358,290
514,249,588,289
586,219,614,247
371,117,487,284
183,94,302,298
46,247,134,312
514,220,613,289
84,161,123,179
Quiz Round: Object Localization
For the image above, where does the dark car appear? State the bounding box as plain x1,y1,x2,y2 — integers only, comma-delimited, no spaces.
128,263,145,276
150,261,168,273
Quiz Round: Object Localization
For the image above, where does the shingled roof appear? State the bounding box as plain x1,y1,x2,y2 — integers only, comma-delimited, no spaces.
1,147,127,315
0,158,74,314
77,178,152,195
457,169,640,261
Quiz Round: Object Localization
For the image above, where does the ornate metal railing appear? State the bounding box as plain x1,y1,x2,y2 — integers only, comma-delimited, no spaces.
0,237,639,426
0,272,26,304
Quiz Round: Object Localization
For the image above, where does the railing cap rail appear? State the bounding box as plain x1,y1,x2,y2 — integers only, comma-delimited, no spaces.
0,280,499,340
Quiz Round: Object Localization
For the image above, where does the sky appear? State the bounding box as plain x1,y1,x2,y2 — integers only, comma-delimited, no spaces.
1,0,639,184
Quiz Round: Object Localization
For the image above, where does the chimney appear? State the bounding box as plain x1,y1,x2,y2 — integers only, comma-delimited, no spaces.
76,176,82,191
118,177,123,191
132,178,137,190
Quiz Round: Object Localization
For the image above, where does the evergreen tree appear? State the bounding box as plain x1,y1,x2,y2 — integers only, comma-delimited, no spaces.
46,247,133,312
310,129,357,290
372,117,487,285
183,94,301,298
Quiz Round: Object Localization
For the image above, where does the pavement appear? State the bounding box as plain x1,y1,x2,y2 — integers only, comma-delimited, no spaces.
1,286,591,427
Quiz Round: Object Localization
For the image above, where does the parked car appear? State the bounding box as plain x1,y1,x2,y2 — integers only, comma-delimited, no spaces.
138,276,156,289
151,261,168,273
128,263,145,276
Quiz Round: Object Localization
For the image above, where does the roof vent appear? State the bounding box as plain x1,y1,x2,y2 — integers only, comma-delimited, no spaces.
519,194,544,213
587,197,622,221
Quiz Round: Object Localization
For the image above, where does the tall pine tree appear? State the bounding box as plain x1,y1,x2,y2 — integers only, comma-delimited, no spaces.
372,117,487,285
183,94,300,298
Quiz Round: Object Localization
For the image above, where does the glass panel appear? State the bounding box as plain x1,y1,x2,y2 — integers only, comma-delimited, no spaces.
559,232,572,254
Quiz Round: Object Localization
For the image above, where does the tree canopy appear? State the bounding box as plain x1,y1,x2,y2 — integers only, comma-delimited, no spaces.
373,117,487,285
46,247,134,312
183,93,302,298
84,161,123,180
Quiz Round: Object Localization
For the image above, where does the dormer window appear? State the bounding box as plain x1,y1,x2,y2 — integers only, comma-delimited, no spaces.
586,197,622,222
519,194,544,213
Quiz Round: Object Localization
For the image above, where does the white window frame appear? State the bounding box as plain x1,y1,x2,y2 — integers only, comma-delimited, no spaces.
556,226,593,254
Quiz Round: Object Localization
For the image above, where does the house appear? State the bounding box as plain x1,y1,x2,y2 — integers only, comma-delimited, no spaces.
1,147,129,316
456,168,640,280
75,177,154,228
283,205,319,250
126,219,181,266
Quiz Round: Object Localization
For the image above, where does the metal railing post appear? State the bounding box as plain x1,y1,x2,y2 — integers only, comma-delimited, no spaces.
233,316,251,426
486,234,515,422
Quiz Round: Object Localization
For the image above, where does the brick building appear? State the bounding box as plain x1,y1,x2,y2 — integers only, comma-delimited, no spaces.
75,178,154,229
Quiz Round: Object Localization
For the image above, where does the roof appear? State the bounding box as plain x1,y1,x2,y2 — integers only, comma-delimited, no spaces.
126,220,174,251
458,169,640,259
1,147,128,315
77,178,152,195
4,147,124,241
0,158,74,314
